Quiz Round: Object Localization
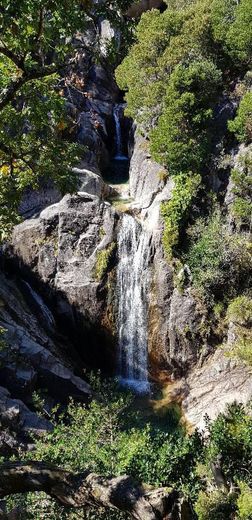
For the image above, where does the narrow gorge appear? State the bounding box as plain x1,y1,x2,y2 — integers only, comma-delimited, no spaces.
0,0,251,518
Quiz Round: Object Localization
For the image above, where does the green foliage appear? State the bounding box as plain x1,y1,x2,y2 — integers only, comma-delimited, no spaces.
5,380,252,519
225,0,252,65
195,490,236,520
95,242,115,280
226,295,252,367
0,1,91,238
116,8,184,131
205,403,252,486
186,211,252,302
227,295,252,326
229,92,252,143
237,482,252,519
10,379,202,518
150,59,222,173
230,150,252,229
161,173,201,258
116,0,252,171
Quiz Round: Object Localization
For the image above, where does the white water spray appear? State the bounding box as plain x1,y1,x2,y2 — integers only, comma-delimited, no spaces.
23,281,55,330
116,214,151,394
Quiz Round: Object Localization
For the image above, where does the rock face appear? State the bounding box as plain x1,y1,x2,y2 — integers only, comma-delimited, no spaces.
0,23,121,450
0,271,92,401
128,131,206,381
8,192,118,371
181,348,252,431
127,130,252,427
126,0,164,18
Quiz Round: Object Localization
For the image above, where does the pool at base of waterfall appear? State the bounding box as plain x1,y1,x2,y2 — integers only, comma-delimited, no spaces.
118,377,151,395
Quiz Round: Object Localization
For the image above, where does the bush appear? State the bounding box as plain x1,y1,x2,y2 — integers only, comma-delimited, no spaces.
186,211,252,302
161,172,201,258
230,150,252,228
227,295,252,366
237,482,252,519
195,490,236,520
205,403,252,486
229,92,252,143
95,242,115,280
227,295,252,326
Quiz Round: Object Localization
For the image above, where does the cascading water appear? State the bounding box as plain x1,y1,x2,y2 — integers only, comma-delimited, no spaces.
116,214,151,394
113,104,128,161
22,281,55,330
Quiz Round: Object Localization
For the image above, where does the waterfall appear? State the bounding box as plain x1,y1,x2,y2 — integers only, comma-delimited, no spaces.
113,104,127,160
23,281,55,330
116,214,150,394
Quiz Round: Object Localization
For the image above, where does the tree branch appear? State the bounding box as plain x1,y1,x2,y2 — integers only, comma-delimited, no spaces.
0,63,66,111
35,7,45,43
0,461,191,520
0,46,24,69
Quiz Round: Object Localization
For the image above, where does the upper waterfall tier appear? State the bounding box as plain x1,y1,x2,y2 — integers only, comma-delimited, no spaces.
113,104,128,161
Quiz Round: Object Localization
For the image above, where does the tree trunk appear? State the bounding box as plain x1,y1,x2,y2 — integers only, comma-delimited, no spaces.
0,461,192,519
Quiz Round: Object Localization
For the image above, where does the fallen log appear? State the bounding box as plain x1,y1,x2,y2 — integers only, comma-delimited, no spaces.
0,461,192,519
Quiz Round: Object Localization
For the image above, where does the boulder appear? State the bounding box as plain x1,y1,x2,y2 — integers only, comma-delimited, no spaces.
0,386,52,435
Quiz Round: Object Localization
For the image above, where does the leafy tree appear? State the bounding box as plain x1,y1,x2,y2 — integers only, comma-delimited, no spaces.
150,59,222,172
0,0,92,239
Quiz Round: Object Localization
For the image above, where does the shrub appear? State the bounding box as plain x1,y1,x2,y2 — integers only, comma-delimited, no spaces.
205,403,252,485
227,295,252,326
195,490,236,520
95,242,115,280
227,295,252,366
237,482,252,519
161,172,201,259
186,211,252,302
229,92,252,143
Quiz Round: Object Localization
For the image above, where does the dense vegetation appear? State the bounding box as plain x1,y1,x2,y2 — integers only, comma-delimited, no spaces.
4,381,252,519
0,1,252,519
0,0,133,240
116,0,252,363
